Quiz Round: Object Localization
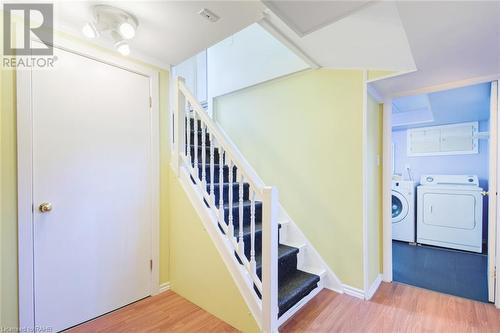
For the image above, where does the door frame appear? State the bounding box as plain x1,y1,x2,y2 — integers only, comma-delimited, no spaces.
375,74,500,307
17,36,161,328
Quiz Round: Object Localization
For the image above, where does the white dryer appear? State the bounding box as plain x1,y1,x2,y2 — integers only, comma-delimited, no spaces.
392,180,415,242
417,175,483,253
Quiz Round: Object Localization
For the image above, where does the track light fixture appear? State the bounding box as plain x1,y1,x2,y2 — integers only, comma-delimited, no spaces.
82,5,138,56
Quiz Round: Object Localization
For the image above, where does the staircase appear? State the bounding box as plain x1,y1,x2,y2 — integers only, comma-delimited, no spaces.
173,77,341,331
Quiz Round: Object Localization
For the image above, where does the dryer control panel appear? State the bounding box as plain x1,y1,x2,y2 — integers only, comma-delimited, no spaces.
420,174,479,186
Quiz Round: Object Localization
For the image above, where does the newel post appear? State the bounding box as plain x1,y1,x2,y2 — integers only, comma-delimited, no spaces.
262,186,279,333
173,76,186,176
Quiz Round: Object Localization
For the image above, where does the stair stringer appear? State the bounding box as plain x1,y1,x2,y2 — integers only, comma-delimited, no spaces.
177,164,263,330
277,205,344,293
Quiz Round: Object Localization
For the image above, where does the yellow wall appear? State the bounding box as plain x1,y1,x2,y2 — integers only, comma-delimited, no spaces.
367,70,397,81
168,168,260,332
1,61,18,329
214,69,366,288
159,70,171,285
0,60,2,326
366,95,383,285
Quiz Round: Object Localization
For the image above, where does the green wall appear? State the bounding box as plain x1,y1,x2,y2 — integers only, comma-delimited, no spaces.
214,69,366,288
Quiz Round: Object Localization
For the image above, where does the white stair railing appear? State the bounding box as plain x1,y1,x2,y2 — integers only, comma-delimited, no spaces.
173,77,279,332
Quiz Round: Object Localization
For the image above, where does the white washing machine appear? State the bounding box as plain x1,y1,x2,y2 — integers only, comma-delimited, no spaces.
417,175,483,253
392,180,415,242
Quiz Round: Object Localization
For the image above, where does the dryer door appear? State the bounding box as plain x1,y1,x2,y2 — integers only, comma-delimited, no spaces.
422,193,476,229
417,188,483,253
392,191,409,223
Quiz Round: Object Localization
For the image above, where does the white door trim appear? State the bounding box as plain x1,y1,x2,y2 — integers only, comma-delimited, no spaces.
17,36,160,328
378,75,500,303
382,100,393,282
362,71,369,294
493,80,500,309
488,81,498,303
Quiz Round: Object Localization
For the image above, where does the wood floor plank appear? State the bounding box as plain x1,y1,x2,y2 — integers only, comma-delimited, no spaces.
280,282,500,333
68,283,500,332
66,291,238,333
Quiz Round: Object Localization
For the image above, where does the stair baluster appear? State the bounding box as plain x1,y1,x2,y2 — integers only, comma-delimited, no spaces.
209,134,215,206
218,148,225,229
186,114,191,164
201,123,207,187
238,174,245,256
228,160,235,241
193,110,199,179
250,190,256,274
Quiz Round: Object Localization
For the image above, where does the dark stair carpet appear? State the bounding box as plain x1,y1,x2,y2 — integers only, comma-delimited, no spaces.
185,122,320,317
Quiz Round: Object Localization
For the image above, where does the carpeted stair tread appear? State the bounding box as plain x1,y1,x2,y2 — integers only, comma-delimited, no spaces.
189,144,220,156
192,163,238,183
255,244,299,281
189,144,220,155
232,221,263,240
196,162,237,172
222,200,262,210
209,182,250,205
278,270,320,317
197,162,235,170
222,200,263,228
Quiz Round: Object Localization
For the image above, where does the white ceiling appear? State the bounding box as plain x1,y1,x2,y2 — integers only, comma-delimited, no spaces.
263,0,374,36
370,1,500,98
53,1,266,68
50,0,500,87
263,1,416,71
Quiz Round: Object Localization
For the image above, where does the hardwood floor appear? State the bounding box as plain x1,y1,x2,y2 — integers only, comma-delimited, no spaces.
67,291,238,333
68,283,500,332
280,282,500,332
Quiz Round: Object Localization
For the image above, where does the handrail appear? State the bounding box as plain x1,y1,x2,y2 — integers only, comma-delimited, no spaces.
174,76,278,332
177,80,266,195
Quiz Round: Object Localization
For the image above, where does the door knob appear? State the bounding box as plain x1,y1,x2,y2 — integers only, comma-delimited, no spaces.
39,202,52,213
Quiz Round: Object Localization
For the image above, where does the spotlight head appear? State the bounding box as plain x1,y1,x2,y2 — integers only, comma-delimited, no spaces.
115,40,130,56
82,22,99,39
119,21,136,39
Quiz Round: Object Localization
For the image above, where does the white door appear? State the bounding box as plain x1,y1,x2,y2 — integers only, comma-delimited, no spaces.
488,80,498,302
32,46,152,331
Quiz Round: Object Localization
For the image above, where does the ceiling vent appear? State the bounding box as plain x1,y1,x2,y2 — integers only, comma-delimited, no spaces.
198,8,220,23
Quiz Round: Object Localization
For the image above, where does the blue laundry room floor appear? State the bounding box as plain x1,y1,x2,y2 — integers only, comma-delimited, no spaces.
392,241,488,303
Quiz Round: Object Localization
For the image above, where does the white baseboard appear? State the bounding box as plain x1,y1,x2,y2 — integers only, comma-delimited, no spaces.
159,282,171,293
342,284,365,299
365,274,382,300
